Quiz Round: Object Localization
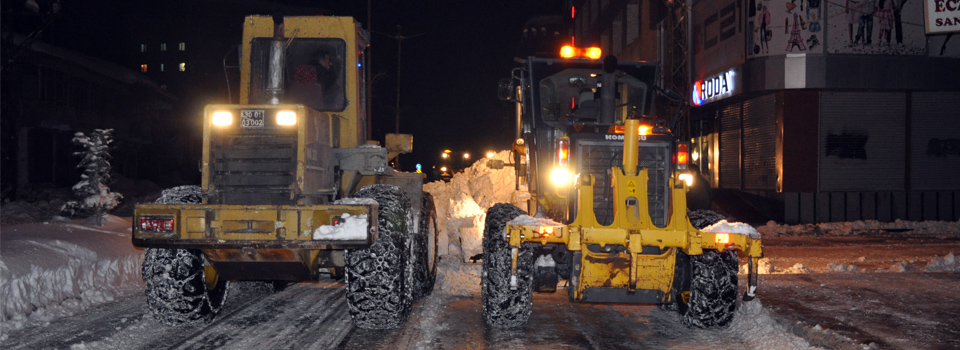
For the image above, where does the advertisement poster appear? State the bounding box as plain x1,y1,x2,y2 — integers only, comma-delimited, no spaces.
826,0,927,54
745,0,927,56
746,0,826,57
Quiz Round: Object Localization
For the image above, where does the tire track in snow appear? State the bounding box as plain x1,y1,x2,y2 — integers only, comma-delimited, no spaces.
161,280,353,350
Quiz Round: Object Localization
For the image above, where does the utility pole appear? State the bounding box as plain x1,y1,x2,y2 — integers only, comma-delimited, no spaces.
366,0,373,141
384,25,424,134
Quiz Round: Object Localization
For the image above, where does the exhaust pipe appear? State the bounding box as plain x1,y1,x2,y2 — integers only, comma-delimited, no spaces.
598,55,618,125
266,14,286,104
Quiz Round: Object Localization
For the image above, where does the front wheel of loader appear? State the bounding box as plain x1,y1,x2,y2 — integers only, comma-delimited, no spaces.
679,249,739,328
143,248,229,325
345,184,412,330
481,203,534,328
143,185,228,325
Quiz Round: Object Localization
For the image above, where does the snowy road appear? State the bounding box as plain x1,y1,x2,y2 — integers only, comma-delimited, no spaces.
3,227,958,349
2,279,805,350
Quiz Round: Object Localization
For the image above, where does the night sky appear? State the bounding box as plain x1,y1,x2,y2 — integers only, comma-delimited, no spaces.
31,0,564,180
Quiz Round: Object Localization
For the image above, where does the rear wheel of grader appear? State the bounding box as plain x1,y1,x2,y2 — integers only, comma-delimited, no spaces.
679,249,739,328
481,203,534,328
345,184,412,329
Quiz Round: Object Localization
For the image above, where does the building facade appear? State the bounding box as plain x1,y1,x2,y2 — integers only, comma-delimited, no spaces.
571,0,960,223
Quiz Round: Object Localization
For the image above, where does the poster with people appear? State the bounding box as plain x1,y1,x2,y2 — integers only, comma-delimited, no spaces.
826,0,927,54
746,0,826,57
745,0,927,57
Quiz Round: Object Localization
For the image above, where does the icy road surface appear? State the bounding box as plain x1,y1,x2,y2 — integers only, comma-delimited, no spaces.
3,278,812,350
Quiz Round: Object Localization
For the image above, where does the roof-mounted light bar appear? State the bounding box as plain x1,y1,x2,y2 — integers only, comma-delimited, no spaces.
560,45,602,59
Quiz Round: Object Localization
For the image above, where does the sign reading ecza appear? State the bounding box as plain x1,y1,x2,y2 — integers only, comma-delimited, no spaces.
925,0,960,34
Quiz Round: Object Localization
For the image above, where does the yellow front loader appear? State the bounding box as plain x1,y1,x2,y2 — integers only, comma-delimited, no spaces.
133,15,437,330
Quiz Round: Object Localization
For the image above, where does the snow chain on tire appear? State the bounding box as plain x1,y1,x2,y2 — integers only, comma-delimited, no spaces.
481,203,534,328
679,249,739,328
411,192,439,300
345,184,413,329
143,184,228,325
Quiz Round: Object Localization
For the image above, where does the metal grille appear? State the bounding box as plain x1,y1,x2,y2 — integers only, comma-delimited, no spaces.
577,141,671,227
719,103,742,189
210,129,298,205
910,92,960,191
819,92,905,191
742,94,778,190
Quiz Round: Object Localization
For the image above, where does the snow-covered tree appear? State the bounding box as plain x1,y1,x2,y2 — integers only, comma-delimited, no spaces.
61,129,122,226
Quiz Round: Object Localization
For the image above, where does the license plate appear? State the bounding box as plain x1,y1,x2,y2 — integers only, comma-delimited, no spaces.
241,110,265,128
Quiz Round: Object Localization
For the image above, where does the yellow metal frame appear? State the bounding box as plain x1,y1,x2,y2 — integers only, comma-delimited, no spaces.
133,203,375,247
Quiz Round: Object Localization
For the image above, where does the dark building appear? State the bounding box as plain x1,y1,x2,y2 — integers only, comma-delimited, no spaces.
1,33,178,196
566,0,960,223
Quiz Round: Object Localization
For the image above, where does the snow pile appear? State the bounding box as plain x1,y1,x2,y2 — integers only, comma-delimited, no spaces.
424,151,529,296
756,219,960,237
423,151,526,263
889,261,914,272
0,215,144,336
702,219,762,239
738,258,777,274
311,214,369,240
780,263,812,274
828,263,858,273
924,252,959,272
728,300,825,350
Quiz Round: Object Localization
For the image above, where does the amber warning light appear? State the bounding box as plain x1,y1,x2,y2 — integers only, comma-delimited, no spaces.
560,45,602,59
715,233,730,244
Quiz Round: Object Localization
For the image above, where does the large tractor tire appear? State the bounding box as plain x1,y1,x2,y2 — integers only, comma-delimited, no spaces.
143,248,229,325
411,192,439,300
481,203,534,328
345,184,412,329
687,209,726,230
143,185,228,325
679,249,739,328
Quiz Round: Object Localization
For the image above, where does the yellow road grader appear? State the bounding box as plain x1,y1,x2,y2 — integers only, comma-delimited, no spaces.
484,49,762,328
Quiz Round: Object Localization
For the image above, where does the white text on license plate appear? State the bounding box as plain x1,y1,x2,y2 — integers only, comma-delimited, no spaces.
241,110,265,127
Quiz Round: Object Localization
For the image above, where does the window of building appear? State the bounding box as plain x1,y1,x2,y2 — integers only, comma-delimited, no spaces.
141,64,148,73
613,14,623,55
179,42,185,51
627,2,639,44
591,0,599,23
140,44,146,53
179,63,186,72
160,63,165,72
160,43,167,51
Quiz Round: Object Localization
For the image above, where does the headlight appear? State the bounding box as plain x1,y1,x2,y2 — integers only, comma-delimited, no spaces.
212,111,233,126
276,110,297,126
549,167,574,188
679,173,694,187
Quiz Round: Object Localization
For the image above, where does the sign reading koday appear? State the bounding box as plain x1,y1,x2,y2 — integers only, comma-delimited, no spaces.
925,0,960,34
